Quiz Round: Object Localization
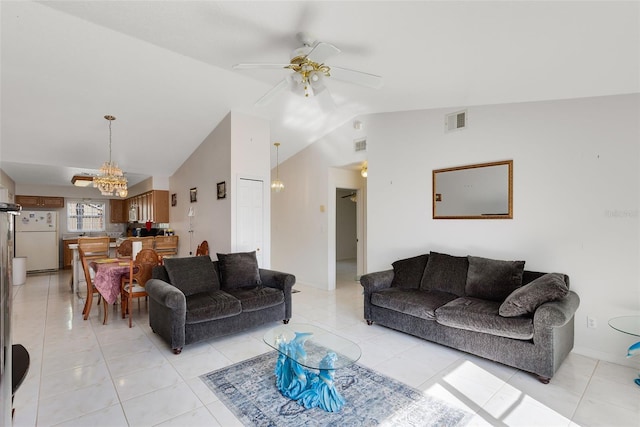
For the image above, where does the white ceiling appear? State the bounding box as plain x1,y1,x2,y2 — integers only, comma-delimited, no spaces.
1,1,638,188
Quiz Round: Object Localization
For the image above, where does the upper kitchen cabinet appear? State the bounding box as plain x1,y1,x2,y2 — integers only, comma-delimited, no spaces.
126,190,169,223
110,199,127,223
153,191,170,223
15,195,64,209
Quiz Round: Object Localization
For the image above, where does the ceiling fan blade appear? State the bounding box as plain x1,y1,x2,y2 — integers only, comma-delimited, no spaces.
255,79,289,106
330,66,384,89
306,42,341,64
233,63,290,70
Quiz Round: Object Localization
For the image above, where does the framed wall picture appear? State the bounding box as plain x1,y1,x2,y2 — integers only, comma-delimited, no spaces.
217,181,226,199
171,193,177,206
190,187,197,203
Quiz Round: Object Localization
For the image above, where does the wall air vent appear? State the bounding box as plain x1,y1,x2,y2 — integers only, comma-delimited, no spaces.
354,138,367,152
445,109,467,133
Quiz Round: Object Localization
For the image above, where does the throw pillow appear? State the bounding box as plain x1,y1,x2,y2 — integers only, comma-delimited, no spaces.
390,254,429,289
164,256,220,296
420,251,469,296
217,251,262,289
465,256,525,302
499,273,569,317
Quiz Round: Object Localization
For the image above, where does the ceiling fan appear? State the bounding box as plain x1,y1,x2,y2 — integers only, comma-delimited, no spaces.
233,33,383,106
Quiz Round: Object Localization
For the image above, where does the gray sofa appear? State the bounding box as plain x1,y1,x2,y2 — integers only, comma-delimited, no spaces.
146,253,295,354
361,251,580,382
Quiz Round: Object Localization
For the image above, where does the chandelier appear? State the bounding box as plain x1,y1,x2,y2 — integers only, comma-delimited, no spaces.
271,142,284,192
93,115,128,198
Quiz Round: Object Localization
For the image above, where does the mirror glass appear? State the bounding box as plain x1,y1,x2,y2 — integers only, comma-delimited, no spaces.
433,160,513,219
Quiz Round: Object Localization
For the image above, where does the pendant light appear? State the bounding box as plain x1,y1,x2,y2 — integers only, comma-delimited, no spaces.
93,115,128,198
271,142,284,192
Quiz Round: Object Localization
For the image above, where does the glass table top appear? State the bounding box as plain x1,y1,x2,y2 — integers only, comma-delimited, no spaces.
608,315,640,337
263,323,361,370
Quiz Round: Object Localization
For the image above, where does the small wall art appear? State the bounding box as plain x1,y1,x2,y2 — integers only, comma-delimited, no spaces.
171,193,177,206
190,187,197,203
217,181,226,199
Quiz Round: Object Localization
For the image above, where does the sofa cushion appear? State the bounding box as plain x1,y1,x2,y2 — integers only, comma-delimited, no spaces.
217,251,262,289
499,273,569,317
420,251,468,296
185,290,241,324
465,256,525,302
164,256,220,296
435,297,533,340
371,289,458,321
390,254,429,289
225,286,284,312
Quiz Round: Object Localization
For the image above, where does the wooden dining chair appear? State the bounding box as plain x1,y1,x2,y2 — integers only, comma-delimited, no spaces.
78,237,110,320
121,248,161,327
196,240,209,256
115,239,132,258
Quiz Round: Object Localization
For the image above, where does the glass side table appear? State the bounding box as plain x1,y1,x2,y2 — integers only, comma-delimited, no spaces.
608,315,640,387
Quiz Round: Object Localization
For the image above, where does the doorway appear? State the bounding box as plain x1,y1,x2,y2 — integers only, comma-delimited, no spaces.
336,188,358,286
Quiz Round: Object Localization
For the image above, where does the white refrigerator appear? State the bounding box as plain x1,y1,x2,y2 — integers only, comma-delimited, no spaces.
15,211,59,272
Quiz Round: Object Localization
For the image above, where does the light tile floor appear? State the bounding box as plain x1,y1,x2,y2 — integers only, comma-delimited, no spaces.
10,264,640,426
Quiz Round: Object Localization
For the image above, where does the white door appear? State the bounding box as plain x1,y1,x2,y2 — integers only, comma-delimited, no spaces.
236,178,264,266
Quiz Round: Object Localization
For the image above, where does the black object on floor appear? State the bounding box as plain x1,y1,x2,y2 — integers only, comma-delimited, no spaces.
12,344,30,418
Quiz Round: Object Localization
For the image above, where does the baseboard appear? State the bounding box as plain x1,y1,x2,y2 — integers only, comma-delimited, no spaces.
572,346,640,369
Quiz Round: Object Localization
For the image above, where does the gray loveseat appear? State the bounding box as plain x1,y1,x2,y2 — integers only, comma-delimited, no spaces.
361,251,580,382
146,253,295,354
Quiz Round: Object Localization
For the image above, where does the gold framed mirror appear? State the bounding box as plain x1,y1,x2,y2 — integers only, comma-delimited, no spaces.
433,160,513,219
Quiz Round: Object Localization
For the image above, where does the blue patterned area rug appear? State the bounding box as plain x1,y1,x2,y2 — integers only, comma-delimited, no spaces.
200,351,472,426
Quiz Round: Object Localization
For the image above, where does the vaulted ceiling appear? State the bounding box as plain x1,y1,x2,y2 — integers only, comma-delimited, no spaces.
1,1,638,187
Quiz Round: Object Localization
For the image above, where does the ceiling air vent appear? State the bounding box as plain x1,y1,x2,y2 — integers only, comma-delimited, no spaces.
354,138,367,152
445,109,467,133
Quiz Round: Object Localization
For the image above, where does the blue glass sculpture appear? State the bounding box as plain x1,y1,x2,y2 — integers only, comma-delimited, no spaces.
626,341,640,387
273,332,346,412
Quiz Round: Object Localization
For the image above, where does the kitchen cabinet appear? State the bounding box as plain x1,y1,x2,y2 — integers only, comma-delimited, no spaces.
110,199,127,223
126,190,169,223
153,191,170,223
16,195,65,209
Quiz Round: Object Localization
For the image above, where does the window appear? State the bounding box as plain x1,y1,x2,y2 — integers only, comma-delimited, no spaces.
67,201,105,232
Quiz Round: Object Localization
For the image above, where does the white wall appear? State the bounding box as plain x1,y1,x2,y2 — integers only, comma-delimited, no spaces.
271,121,367,289
170,114,232,257
169,111,271,262
0,169,16,203
272,93,638,366
364,94,639,367
230,112,271,266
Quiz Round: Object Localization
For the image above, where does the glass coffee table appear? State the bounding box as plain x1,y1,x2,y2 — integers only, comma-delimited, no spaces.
608,315,640,387
263,323,361,412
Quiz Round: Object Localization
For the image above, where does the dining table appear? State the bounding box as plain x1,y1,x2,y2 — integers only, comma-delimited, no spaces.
90,258,132,324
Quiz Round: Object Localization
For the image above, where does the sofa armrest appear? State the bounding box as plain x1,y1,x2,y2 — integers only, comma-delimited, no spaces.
360,269,394,322
146,279,186,310
360,269,394,293
146,279,187,353
259,268,296,292
534,290,580,328
259,268,296,320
